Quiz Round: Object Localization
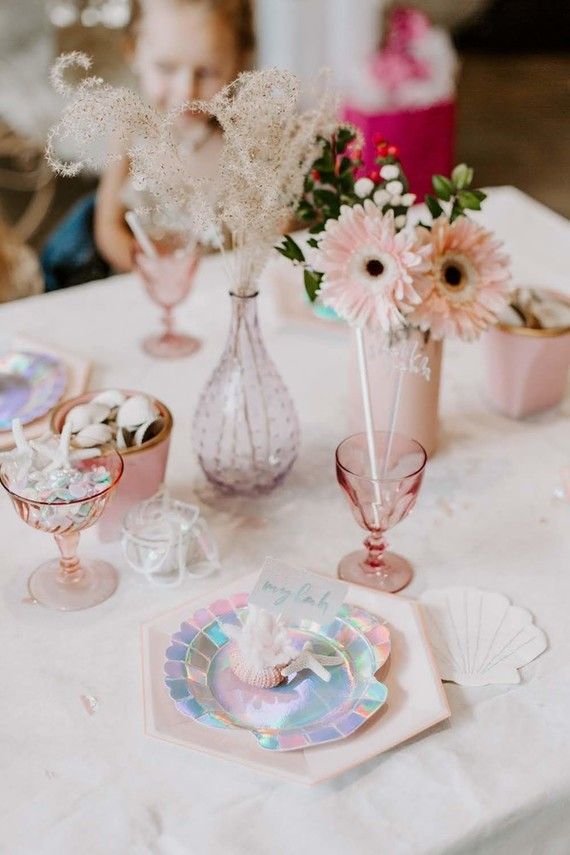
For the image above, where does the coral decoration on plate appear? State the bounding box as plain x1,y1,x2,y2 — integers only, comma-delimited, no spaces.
224,604,343,689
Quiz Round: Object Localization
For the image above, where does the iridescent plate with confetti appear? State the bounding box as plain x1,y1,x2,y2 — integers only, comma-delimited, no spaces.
164,593,390,751
0,351,67,430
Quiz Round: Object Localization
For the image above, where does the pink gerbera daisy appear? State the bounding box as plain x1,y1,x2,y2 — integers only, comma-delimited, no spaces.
314,201,430,333
409,217,511,341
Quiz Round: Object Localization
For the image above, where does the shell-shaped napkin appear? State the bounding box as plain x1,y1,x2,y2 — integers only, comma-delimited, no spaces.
420,587,547,686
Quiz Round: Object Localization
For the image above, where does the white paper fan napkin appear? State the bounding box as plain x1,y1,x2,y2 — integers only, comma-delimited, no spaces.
420,587,547,686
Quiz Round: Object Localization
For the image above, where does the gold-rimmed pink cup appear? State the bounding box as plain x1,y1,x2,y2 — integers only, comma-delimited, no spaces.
483,289,570,418
51,390,173,541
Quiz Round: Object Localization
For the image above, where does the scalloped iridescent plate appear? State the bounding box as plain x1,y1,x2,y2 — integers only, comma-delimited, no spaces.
164,593,390,751
0,351,67,430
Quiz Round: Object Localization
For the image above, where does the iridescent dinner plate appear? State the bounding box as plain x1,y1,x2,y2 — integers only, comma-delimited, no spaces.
0,351,67,430
164,592,390,751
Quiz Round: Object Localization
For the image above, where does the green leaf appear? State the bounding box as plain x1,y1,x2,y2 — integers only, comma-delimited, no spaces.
335,125,356,152
449,200,463,223
306,237,319,248
313,188,340,209
451,163,471,190
457,190,482,211
297,200,316,222
313,150,334,172
304,268,323,302
275,235,305,263
432,175,454,201
469,189,487,201
425,194,444,219
340,172,356,193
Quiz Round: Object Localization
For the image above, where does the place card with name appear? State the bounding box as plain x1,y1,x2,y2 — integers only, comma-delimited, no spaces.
249,557,348,626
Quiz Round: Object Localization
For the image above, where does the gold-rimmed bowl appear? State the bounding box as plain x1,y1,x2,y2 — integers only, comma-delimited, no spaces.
484,288,570,418
51,390,173,540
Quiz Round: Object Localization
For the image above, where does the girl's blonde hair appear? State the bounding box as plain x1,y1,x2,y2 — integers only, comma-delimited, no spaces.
129,0,255,64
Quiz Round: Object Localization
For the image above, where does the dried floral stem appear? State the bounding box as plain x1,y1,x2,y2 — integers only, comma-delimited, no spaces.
46,54,337,296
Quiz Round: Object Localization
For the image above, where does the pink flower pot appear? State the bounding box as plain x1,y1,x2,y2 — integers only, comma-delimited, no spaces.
348,332,443,458
341,99,455,199
51,390,173,541
483,312,570,419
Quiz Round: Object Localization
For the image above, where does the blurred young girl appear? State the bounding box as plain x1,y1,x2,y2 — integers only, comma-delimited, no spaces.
42,0,254,290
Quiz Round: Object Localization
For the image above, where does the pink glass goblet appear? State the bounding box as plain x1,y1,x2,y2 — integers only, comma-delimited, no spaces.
336,432,427,592
136,244,201,359
0,451,124,611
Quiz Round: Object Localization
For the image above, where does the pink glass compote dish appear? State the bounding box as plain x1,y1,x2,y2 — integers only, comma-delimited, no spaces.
336,431,426,592
136,234,201,359
1,451,124,611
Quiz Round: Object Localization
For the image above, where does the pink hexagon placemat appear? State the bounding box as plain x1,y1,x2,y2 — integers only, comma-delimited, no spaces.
140,572,450,785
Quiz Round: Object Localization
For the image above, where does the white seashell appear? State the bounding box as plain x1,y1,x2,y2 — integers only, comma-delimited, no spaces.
117,394,158,429
91,389,126,408
133,417,163,447
531,296,570,329
66,403,110,432
498,305,525,327
420,587,547,686
73,423,114,448
115,428,128,450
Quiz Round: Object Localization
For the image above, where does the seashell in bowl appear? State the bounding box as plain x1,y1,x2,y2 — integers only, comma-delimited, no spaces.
66,402,110,432
91,389,126,408
134,417,164,447
73,423,114,448
420,587,547,686
117,394,158,429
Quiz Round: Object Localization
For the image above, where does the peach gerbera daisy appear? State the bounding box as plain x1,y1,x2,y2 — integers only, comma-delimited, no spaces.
409,217,511,341
314,201,430,333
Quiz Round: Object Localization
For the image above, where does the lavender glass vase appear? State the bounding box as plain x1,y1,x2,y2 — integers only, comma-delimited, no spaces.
193,291,300,495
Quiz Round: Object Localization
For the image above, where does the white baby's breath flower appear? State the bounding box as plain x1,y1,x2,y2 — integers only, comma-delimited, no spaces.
386,180,404,196
354,177,375,198
373,188,390,207
394,214,407,229
390,195,402,206
401,193,416,206
380,164,399,181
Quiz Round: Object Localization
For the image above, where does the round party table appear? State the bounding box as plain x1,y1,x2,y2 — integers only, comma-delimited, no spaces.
1,187,569,854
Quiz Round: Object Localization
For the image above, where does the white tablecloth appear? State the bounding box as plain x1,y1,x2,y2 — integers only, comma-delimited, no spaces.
1,187,569,855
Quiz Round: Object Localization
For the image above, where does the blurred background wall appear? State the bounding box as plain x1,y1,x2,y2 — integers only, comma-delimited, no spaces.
0,0,568,253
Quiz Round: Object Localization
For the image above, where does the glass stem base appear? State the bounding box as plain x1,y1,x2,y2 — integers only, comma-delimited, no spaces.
337,549,413,593
28,558,119,611
142,332,201,359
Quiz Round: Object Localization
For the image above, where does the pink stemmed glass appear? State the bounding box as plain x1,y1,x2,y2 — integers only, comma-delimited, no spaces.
136,240,201,359
0,451,124,611
336,432,427,592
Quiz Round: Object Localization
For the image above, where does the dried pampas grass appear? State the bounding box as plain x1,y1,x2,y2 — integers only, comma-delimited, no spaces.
46,53,337,294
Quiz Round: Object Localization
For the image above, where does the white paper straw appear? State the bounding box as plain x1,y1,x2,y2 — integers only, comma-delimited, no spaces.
355,327,379,480
381,367,403,478
125,211,158,258
355,327,381,528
